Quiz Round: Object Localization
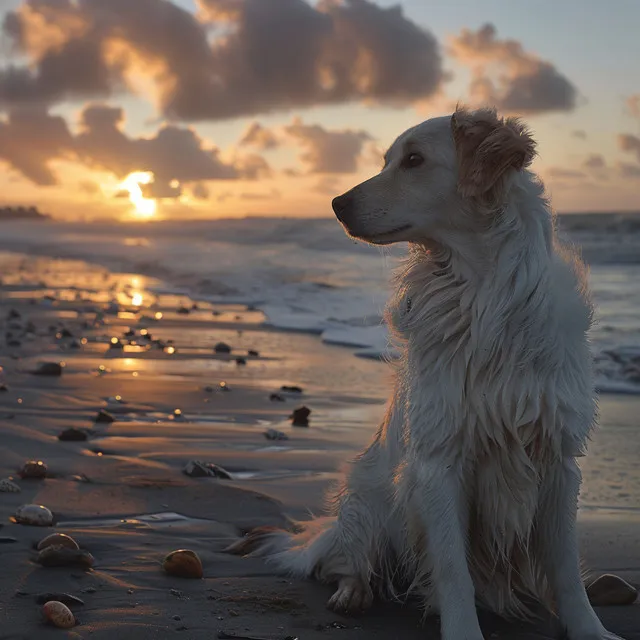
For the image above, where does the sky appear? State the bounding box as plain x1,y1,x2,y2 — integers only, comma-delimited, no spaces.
0,0,639,221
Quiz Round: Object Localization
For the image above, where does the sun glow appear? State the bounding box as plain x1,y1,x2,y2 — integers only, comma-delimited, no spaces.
119,171,157,218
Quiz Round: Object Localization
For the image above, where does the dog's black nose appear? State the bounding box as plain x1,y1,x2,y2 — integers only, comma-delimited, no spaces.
332,192,353,223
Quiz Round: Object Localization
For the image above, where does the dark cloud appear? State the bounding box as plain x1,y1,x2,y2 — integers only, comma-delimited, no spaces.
0,102,269,186
239,122,280,150
0,108,74,184
283,118,373,173
619,134,640,163
548,167,586,180
191,183,210,200
583,154,606,171
1,0,444,119
449,24,578,114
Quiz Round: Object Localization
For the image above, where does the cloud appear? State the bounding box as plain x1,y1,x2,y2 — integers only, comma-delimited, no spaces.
583,154,606,171
0,108,74,184
283,117,373,173
617,162,640,179
239,122,280,150
2,0,445,120
191,183,210,200
313,175,344,195
627,95,640,120
572,129,587,140
547,167,586,180
449,24,578,114
619,134,640,163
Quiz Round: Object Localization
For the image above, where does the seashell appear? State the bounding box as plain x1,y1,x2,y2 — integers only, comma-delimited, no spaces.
19,460,48,479
42,600,75,628
0,478,21,493
37,546,94,568
587,573,638,606
37,533,79,552
183,460,231,479
162,549,203,578
264,428,288,441
13,504,54,526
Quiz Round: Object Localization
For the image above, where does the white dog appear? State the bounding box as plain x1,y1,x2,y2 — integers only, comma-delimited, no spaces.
228,107,623,640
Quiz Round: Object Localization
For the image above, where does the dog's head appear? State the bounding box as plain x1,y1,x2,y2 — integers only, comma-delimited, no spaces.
332,107,536,245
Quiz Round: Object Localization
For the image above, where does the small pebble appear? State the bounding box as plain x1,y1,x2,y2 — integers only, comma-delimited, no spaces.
214,342,232,354
281,385,303,393
19,460,48,479
37,533,80,552
162,549,203,579
31,362,63,377
94,409,115,423
269,393,285,402
58,428,89,442
235,357,247,365
587,573,638,606
183,460,232,479
264,428,288,441
42,600,75,629
248,350,259,357
37,546,95,568
290,406,311,427
13,504,54,526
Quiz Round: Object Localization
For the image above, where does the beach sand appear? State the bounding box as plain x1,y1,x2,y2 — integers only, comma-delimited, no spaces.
0,253,638,639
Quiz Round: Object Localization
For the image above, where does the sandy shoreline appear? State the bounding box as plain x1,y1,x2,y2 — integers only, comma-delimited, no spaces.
0,253,638,639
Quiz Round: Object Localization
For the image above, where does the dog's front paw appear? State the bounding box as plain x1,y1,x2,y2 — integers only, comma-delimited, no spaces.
326,576,373,615
224,526,284,556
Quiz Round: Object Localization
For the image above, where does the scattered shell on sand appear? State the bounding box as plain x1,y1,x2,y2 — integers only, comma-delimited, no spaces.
587,573,638,606
37,546,95,568
162,549,203,579
264,428,289,441
183,460,232,479
42,600,75,628
14,504,54,526
0,478,21,493
19,460,48,479
37,533,80,552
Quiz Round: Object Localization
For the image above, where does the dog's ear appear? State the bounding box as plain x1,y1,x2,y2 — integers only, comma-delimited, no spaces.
451,107,536,201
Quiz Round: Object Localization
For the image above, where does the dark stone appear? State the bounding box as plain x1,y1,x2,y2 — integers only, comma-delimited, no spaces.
183,460,232,479
235,357,247,365
281,385,303,393
35,592,84,607
69,339,81,349
269,393,286,402
214,342,232,354
31,362,63,376
587,573,638,606
290,406,311,427
7,309,21,320
124,329,135,337
204,386,214,393
58,428,89,442
59,328,74,338
0,537,18,543
94,409,116,423
177,306,190,315
247,349,259,357
0,384,8,392
37,547,95,568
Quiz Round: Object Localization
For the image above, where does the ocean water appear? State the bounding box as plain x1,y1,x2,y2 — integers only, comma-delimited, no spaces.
0,212,638,395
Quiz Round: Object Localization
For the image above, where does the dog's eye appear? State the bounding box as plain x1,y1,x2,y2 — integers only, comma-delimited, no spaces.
402,152,424,169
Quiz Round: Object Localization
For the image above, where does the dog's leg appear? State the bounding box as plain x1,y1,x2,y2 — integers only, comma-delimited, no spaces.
538,457,625,640
408,458,484,640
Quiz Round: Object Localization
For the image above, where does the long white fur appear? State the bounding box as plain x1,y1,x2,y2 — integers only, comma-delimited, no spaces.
228,108,624,640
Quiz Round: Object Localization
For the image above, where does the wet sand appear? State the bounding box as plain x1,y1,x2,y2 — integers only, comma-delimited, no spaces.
0,253,638,639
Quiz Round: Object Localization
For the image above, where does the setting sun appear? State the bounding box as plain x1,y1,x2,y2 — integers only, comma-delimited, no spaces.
119,171,157,218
